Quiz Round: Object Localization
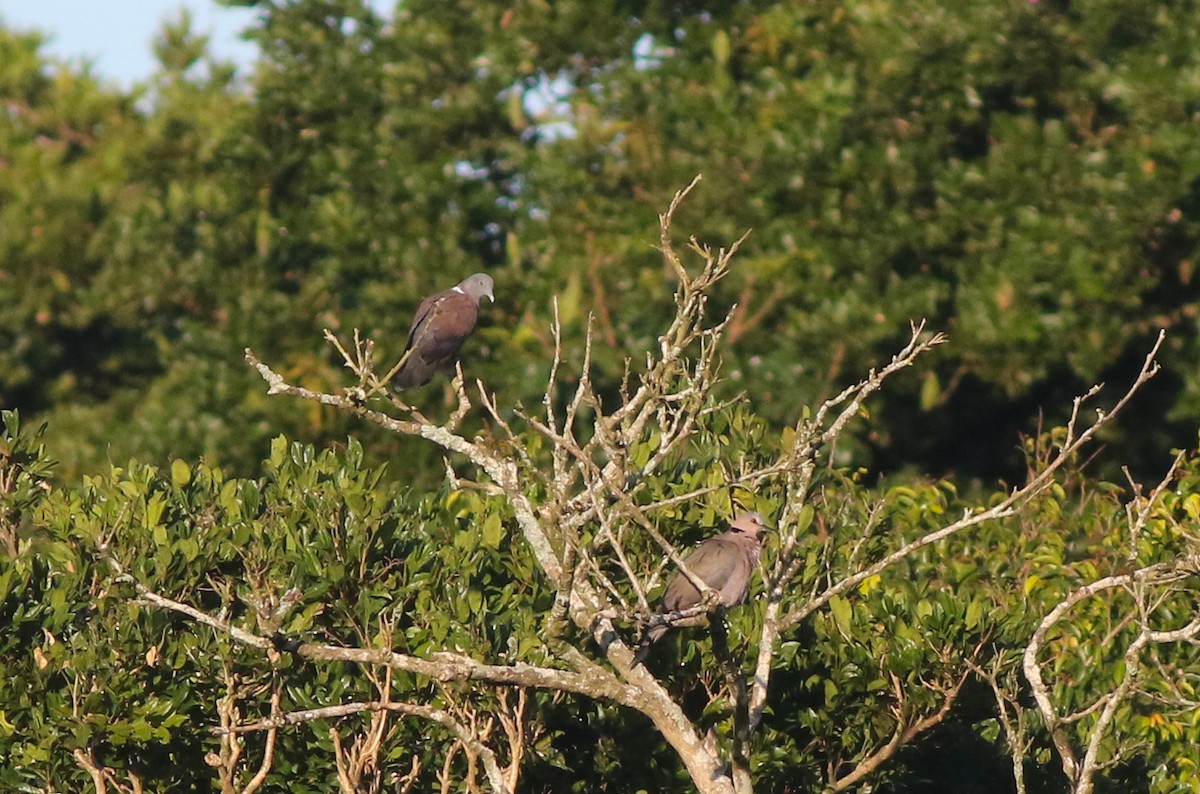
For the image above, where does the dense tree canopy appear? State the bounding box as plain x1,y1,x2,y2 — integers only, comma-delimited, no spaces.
3,1,1200,792
4,0,1200,481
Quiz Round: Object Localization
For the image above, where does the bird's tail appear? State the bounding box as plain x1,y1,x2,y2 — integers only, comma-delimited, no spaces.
392,358,433,390
630,624,668,667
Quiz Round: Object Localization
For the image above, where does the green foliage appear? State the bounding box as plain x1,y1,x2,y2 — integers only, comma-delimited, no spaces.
0,410,55,557
4,389,1200,791
0,423,552,790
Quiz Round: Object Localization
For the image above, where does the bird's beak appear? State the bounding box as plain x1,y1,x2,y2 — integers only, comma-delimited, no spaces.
485,289,495,303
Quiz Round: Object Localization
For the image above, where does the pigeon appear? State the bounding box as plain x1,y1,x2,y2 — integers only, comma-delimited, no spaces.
631,511,770,666
393,273,494,389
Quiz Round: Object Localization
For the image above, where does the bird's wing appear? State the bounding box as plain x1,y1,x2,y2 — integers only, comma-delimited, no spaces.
662,538,741,610
404,291,479,363
403,291,445,353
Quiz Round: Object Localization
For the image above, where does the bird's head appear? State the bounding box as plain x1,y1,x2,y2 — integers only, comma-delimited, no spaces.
730,511,772,538
460,273,495,303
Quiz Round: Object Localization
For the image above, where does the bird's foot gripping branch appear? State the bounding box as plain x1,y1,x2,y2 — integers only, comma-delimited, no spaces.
90,177,1176,794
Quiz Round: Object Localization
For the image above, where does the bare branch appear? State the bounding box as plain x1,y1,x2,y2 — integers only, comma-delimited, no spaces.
1022,558,1200,791
826,666,970,792
72,748,109,794
108,558,642,711
239,686,281,794
228,181,1176,794
782,331,1164,633
969,658,1031,794
1019,453,1194,791
244,348,564,583
710,614,752,793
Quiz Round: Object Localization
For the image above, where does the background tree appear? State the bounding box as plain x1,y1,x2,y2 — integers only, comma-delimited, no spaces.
5,0,1200,482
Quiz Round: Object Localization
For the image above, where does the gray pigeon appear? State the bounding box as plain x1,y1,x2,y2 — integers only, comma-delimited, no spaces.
631,511,770,666
393,273,494,390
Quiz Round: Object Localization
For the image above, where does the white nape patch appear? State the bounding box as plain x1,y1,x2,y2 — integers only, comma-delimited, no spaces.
452,285,466,294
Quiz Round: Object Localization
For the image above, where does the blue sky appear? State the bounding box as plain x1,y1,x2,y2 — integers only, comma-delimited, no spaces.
2,0,573,133
1,1,263,86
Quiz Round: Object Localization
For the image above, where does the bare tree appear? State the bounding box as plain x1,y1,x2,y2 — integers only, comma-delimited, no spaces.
105,177,1166,792
1013,453,1200,794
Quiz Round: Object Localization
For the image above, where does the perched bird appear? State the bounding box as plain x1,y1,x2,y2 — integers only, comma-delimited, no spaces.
631,511,770,666
393,273,494,390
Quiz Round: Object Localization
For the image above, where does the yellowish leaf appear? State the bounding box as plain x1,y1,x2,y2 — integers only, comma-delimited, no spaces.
858,574,882,595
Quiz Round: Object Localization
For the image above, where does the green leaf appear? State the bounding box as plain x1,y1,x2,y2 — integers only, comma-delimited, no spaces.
170,459,191,488
824,678,839,703
713,30,731,65
965,600,984,630
919,371,941,411
794,504,815,534
482,513,505,549
146,493,166,529
829,595,852,634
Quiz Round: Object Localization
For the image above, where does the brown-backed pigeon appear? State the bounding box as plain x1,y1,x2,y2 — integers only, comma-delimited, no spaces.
393,273,494,390
631,511,770,666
